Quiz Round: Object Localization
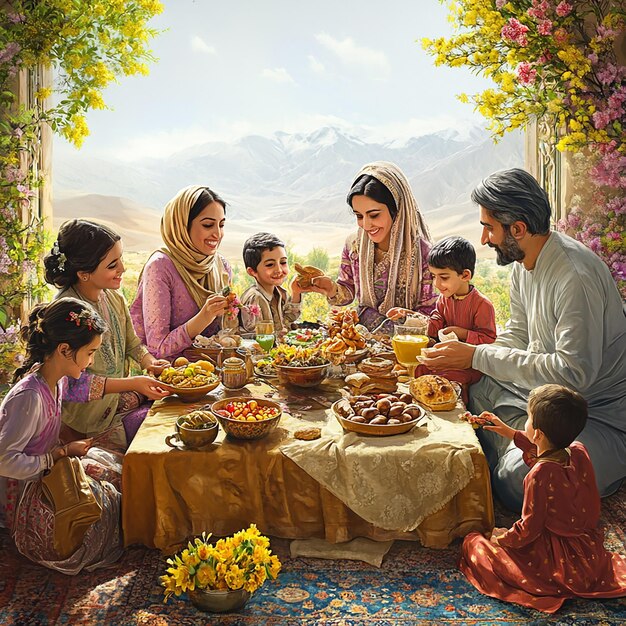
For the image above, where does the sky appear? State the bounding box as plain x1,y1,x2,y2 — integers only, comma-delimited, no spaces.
63,0,495,161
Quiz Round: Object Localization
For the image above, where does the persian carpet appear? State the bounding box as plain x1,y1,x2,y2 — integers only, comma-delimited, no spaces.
1,486,626,625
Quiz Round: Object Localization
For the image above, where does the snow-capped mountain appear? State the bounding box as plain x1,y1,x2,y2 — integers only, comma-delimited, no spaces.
53,125,524,255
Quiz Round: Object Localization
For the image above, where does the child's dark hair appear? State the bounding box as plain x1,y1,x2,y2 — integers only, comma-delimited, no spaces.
528,384,587,449
243,232,286,270
13,298,107,382
44,220,121,289
347,174,398,220
428,236,476,276
188,188,227,230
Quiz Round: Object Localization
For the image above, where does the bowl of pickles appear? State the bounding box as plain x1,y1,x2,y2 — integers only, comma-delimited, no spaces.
165,408,219,449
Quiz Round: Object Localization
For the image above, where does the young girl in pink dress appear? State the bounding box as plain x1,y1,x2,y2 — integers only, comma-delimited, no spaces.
0,298,124,573
460,384,626,613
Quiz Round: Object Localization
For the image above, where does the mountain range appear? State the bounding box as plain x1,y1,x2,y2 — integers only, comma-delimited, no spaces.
53,125,524,259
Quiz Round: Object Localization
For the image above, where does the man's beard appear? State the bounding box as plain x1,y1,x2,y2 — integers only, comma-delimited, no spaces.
490,231,525,265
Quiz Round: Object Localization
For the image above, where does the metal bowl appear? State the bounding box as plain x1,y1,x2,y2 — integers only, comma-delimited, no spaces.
331,400,426,436
210,397,282,440
274,363,329,388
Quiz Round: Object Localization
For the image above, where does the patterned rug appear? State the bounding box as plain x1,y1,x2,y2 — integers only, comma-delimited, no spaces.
2,487,626,626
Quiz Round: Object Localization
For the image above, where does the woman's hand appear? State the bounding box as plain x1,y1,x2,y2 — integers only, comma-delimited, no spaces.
144,358,170,376
130,375,171,400
65,438,93,458
305,275,337,297
482,414,517,440
386,307,413,321
200,294,228,324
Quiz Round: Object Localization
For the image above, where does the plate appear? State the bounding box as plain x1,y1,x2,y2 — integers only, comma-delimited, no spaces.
413,381,462,413
331,400,426,436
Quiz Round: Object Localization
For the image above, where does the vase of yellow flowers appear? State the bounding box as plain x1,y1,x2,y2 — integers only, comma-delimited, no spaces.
160,524,281,613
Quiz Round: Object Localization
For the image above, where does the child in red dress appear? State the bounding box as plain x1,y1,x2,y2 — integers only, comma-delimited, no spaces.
460,384,626,613
388,236,496,402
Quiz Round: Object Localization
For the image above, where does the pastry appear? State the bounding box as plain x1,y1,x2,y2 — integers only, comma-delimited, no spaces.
345,372,398,395
294,263,325,288
294,427,322,441
358,357,395,377
409,375,458,411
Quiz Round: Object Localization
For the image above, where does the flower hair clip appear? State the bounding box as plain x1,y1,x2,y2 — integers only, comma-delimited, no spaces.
67,310,94,331
52,241,66,272
34,316,45,334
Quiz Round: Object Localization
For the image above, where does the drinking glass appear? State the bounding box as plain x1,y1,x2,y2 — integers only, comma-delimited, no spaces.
392,324,429,377
255,320,275,353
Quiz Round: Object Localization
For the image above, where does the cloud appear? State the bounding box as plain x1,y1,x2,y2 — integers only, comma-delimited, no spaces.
308,55,326,75
261,67,294,84
191,36,216,55
315,33,390,78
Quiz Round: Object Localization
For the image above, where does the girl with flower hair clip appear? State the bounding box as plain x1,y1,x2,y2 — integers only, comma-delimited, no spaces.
44,220,171,450
0,298,124,573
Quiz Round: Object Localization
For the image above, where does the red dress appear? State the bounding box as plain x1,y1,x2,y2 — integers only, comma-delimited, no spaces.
460,433,626,613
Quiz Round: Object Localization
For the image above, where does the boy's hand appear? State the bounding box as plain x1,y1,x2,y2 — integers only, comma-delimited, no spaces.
489,527,507,544
386,307,413,321
482,413,517,440
289,275,303,301
443,325,468,341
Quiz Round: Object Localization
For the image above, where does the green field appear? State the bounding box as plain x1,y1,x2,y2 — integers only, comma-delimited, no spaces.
122,250,512,329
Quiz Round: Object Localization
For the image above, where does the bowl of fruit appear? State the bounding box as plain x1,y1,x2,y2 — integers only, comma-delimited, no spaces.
156,357,220,402
211,397,282,440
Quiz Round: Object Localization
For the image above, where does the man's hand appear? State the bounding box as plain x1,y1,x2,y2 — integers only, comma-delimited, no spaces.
420,340,475,370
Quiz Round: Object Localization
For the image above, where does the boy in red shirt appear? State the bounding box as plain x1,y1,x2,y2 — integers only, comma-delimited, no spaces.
389,236,496,401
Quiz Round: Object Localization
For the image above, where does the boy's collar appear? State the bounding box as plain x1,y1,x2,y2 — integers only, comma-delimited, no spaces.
452,284,474,300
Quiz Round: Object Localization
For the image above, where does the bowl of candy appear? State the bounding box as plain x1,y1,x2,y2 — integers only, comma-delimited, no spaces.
211,397,282,440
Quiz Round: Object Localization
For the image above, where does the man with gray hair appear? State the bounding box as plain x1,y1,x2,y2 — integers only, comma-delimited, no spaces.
422,168,626,511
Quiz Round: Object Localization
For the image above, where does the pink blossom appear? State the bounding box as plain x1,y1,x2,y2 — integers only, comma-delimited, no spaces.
247,303,262,318
597,63,618,85
502,18,529,46
588,52,598,65
517,61,537,84
0,42,20,64
537,20,553,36
496,0,506,8
527,1,549,20
7,13,25,23
555,1,573,17
597,25,618,40
592,110,611,130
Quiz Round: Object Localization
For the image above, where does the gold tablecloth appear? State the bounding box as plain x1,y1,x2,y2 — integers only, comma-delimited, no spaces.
122,380,494,553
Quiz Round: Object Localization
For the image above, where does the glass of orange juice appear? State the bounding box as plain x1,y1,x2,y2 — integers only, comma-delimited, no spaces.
392,325,429,376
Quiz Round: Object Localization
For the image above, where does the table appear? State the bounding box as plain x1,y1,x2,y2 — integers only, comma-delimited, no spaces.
122,379,494,553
